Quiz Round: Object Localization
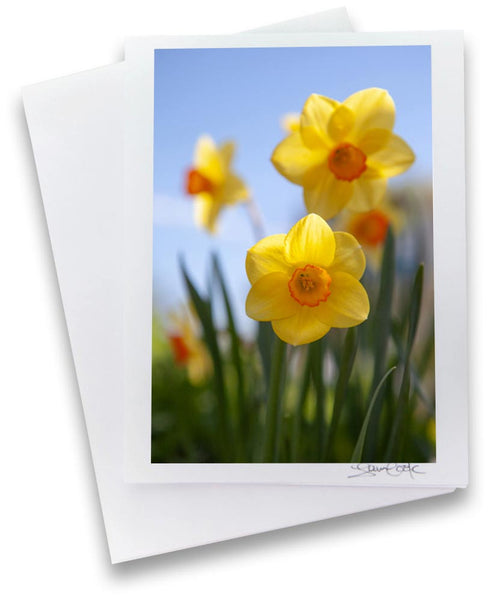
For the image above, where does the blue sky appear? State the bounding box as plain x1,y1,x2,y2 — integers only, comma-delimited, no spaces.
153,45,432,334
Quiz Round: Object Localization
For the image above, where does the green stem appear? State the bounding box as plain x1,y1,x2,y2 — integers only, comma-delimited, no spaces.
364,227,395,460
326,328,359,461
384,264,424,461
291,347,312,462
212,254,247,461
179,258,232,460
262,337,287,462
310,339,326,461
351,366,397,463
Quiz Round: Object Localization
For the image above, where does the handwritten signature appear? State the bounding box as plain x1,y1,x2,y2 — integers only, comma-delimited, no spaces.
348,463,426,479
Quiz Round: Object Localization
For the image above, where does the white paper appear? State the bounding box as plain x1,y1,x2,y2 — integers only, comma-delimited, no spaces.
23,9,455,564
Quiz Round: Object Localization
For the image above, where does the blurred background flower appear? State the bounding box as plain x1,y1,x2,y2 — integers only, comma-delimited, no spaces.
185,135,249,233
167,305,212,385
333,194,404,268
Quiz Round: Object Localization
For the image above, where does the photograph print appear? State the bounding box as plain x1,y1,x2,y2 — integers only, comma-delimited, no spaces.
151,44,435,464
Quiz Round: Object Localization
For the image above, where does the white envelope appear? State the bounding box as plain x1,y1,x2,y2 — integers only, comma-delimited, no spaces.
23,9,454,564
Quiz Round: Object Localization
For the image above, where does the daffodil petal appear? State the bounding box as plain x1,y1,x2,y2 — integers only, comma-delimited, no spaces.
284,213,336,267
316,272,369,328
271,132,326,185
246,272,298,321
219,140,235,170
303,167,354,220
272,307,331,346
327,104,355,142
194,135,224,184
219,173,249,205
300,94,339,149
347,170,387,212
194,195,222,234
246,234,288,284
356,128,392,154
343,88,395,140
330,232,366,279
368,134,416,177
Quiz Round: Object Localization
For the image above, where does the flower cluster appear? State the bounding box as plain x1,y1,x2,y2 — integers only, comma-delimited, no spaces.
179,87,414,346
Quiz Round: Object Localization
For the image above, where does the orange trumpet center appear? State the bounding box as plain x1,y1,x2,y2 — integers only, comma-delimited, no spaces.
349,210,390,247
288,264,332,307
186,168,214,195
328,143,367,182
169,335,190,364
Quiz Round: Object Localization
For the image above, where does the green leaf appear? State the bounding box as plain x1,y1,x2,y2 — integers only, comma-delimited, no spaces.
262,337,287,462
384,264,424,461
391,308,434,416
212,254,247,461
290,346,312,462
351,366,397,463
179,257,232,460
257,321,273,387
405,264,424,358
310,338,327,461
364,226,396,460
326,328,359,461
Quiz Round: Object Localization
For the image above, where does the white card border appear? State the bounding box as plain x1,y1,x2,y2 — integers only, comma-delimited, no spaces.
124,31,468,487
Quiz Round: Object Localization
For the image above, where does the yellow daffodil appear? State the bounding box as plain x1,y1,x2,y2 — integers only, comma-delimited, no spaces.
271,88,415,220
245,213,369,345
167,306,212,385
335,195,404,267
185,135,249,234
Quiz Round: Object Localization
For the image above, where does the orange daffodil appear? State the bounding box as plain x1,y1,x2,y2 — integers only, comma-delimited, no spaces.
185,135,249,234
245,213,369,346
271,88,415,220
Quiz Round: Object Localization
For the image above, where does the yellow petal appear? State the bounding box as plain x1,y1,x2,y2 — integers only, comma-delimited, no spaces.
300,94,339,149
368,134,416,177
219,173,249,205
272,307,331,346
347,170,387,212
194,135,224,184
271,132,326,185
316,272,369,328
246,234,288,284
303,168,354,220
330,232,366,279
194,195,222,234
246,272,298,321
356,128,392,154
218,141,235,170
284,213,336,267
343,88,395,140
327,104,355,142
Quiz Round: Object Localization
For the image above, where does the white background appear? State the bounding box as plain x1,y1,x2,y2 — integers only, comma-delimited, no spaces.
0,1,485,597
